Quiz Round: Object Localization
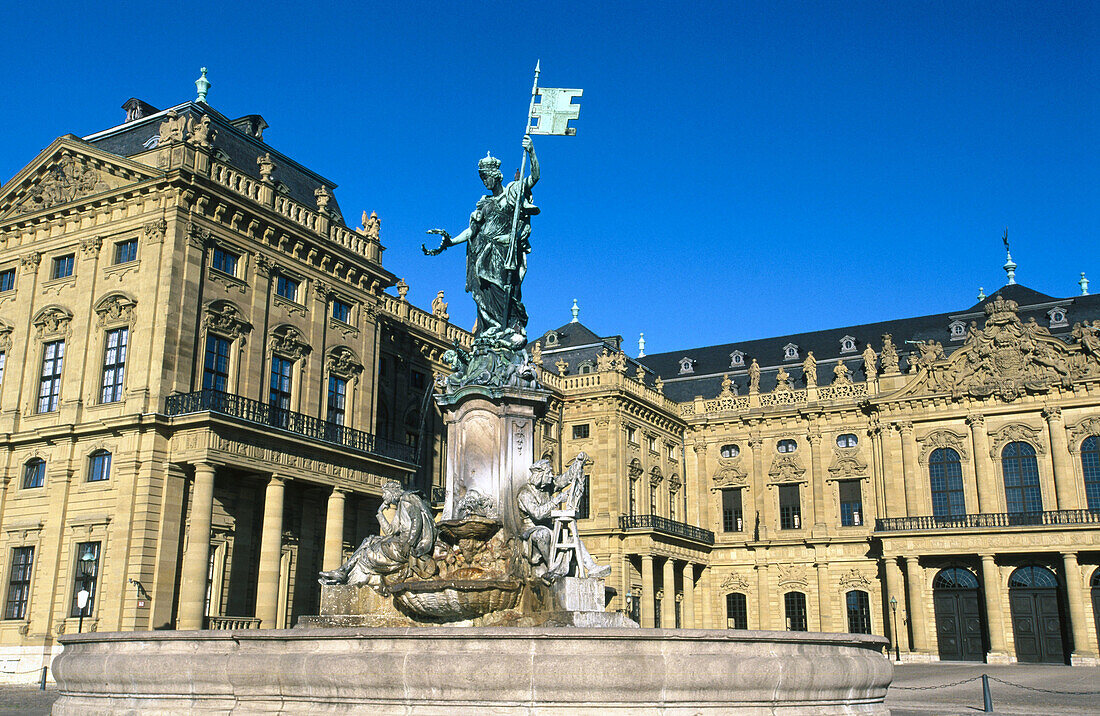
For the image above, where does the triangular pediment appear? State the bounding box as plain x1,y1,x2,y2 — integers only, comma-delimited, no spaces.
0,136,159,220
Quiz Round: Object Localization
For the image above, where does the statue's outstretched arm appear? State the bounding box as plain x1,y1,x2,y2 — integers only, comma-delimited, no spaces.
523,135,539,190
422,226,472,255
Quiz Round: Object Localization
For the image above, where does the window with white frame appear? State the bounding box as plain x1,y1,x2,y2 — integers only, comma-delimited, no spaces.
949,320,966,340
679,357,695,374
839,335,856,353
783,343,799,360
1048,307,1068,329
37,340,65,413
100,327,128,403
729,350,745,367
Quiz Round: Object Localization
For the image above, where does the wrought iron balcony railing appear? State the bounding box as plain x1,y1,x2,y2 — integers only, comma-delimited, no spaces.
619,514,716,545
164,389,417,465
875,508,1100,532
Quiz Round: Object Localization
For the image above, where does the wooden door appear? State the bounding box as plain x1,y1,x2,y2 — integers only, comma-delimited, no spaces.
1010,588,1065,663
934,589,984,661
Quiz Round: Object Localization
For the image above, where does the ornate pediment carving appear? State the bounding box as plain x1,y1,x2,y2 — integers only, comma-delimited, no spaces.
203,300,252,341
32,306,73,339
837,568,873,589
94,293,136,327
269,324,311,361
0,321,12,351
827,447,868,478
776,564,808,587
721,573,752,592
649,467,663,487
712,461,748,491
7,151,116,216
923,295,1075,402
627,458,643,480
768,453,806,483
916,428,969,464
326,346,363,381
988,422,1045,459
1069,417,1100,449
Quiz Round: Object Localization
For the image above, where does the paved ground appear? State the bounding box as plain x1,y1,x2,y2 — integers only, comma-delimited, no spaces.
0,663,1098,714
888,662,1100,715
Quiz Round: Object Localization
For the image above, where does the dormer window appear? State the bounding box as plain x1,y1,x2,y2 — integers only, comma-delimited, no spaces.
729,350,745,368
577,360,594,375
679,357,695,375
545,331,559,347
949,320,966,341
783,343,799,361
1048,307,1068,329
839,335,856,354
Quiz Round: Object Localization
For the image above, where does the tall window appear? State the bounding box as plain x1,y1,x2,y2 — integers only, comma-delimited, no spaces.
22,459,45,489
929,447,966,518
51,254,74,279
0,268,14,292
0,351,6,388
1081,436,1100,511
276,274,300,302
784,591,808,631
269,356,293,412
1002,441,1042,513
4,547,34,620
69,542,100,617
726,592,748,629
113,239,137,264
210,246,238,275
100,327,128,403
628,478,637,517
846,590,872,634
839,480,863,526
331,298,352,323
88,450,111,482
202,335,231,392
37,340,65,412
327,376,347,425
668,488,677,520
577,476,590,520
722,488,743,532
650,483,658,516
779,484,801,529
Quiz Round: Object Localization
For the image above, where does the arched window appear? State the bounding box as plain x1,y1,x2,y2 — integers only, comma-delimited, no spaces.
22,458,45,489
1081,436,1100,511
1009,565,1058,589
720,444,740,459
1002,442,1042,513
932,567,980,590
777,439,797,454
88,450,111,482
726,593,748,630
784,591,807,631
836,433,858,448
846,590,872,634
929,448,966,518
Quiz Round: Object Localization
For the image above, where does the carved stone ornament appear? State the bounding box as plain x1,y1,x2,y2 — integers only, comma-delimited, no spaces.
768,453,807,483
203,300,252,341
94,293,136,327
159,111,187,145
32,306,73,338
837,568,872,589
14,151,112,214
327,346,364,380
712,463,748,490
776,564,808,587
827,447,868,479
916,428,970,465
270,325,312,361
880,334,900,373
649,467,663,487
187,222,212,249
596,348,615,372
20,251,41,274
988,422,1045,459
144,218,168,243
187,114,217,148
628,458,643,480
721,573,752,592
79,236,102,258
924,295,1075,402
1070,417,1100,450
0,322,11,352
313,279,332,302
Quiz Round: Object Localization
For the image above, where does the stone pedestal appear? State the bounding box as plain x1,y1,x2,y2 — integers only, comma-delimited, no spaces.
436,385,549,538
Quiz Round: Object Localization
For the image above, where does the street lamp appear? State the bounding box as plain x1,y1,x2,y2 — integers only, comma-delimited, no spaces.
76,545,96,634
889,596,900,661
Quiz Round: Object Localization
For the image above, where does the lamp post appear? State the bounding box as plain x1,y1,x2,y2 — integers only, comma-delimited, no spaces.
76,545,96,634
889,596,900,661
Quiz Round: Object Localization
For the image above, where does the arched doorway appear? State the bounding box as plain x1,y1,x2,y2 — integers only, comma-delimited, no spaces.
932,567,984,661
1008,565,1066,664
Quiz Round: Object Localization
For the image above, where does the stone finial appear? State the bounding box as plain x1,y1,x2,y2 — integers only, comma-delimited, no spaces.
638,332,645,358
195,67,211,103
257,153,276,182
570,298,579,323
977,286,986,301
315,185,332,211
395,278,409,302
1081,272,1090,296
555,358,569,375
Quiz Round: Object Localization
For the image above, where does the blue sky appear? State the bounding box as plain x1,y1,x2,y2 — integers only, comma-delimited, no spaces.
1,2,1097,355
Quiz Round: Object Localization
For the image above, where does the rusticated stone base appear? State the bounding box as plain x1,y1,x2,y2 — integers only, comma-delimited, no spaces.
53,627,892,714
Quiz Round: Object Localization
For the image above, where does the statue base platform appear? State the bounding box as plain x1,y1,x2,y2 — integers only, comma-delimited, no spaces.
54,627,891,714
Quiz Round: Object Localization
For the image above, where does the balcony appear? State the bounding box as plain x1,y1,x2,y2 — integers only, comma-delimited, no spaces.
619,514,715,545
876,509,1100,533
164,389,417,465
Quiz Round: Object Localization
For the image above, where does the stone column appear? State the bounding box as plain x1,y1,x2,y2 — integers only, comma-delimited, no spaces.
682,562,695,628
178,462,216,630
968,414,997,513
256,476,286,628
884,558,911,653
815,562,831,631
1045,408,1079,510
640,554,655,628
750,438,767,540
662,558,677,628
808,431,825,532
903,557,929,653
979,554,1009,660
1062,552,1098,661
756,564,771,630
898,422,922,517
322,488,347,572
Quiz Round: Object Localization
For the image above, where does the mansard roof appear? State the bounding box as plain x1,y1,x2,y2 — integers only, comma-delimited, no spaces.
80,100,346,225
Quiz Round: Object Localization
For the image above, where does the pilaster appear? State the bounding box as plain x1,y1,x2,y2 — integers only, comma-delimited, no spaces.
178,462,216,630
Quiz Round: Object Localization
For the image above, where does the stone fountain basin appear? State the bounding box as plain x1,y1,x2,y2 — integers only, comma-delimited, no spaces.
390,577,522,620
53,626,891,714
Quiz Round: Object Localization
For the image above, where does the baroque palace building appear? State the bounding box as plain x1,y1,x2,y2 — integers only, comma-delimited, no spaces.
1,78,1099,680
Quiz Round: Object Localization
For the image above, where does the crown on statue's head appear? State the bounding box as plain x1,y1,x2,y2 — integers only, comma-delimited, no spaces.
478,152,501,173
